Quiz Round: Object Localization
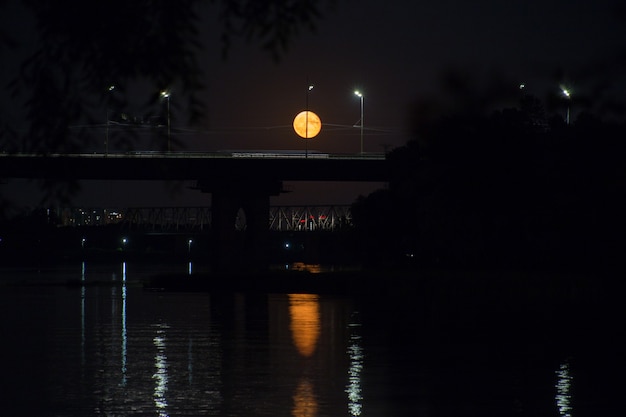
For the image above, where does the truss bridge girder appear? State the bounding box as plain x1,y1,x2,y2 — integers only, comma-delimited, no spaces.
122,207,212,231
268,205,353,232
67,205,353,232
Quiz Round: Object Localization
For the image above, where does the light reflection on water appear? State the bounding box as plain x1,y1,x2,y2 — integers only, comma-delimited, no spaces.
0,262,623,416
346,314,363,416
556,359,573,417
288,294,320,358
153,324,169,416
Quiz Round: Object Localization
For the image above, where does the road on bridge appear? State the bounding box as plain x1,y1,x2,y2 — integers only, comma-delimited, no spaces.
0,152,389,182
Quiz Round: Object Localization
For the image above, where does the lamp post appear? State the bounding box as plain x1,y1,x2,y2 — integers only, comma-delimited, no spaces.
105,85,115,156
562,88,571,125
354,90,364,154
160,91,171,152
305,83,314,158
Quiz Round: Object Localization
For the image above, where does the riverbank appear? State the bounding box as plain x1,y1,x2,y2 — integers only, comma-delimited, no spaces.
142,264,624,307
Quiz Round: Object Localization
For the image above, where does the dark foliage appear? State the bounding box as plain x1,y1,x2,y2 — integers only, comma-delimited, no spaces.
352,95,626,272
0,0,336,208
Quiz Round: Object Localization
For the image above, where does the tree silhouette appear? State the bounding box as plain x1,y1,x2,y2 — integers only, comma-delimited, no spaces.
0,0,336,209
353,87,626,272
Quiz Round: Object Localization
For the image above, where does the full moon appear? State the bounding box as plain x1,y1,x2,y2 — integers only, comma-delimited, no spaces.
293,111,321,138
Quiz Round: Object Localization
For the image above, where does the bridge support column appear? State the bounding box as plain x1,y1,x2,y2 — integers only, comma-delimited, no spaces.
202,179,283,273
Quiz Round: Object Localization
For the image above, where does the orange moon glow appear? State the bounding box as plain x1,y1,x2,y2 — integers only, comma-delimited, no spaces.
293,111,321,138
288,293,320,357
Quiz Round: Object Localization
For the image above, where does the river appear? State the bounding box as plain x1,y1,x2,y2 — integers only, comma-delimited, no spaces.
0,261,623,416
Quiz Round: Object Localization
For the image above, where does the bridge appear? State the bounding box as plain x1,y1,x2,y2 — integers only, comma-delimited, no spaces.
0,151,388,181
61,205,353,232
1,152,389,271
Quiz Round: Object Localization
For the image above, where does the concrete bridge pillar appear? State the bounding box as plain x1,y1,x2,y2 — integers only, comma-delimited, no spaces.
199,179,283,273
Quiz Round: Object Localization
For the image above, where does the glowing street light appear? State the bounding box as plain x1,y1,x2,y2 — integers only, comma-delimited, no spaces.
562,88,571,125
304,84,313,138
160,90,171,152
293,83,319,158
105,85,115,156
354,90,364,154
306,84,313,155
305,83,314,158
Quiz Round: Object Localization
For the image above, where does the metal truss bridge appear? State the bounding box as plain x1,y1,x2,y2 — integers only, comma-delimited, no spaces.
62,205,353,232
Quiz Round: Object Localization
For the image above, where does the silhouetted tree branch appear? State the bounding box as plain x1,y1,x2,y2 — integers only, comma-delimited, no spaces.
0,0,336,209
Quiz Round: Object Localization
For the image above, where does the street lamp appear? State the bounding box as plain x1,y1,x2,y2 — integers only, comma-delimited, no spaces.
305,83,314,158
105,85,115,156
354,90,364,154
562,88,571,125
160,90,171,152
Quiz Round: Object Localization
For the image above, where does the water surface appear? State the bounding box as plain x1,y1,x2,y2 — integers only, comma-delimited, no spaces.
0,262,623,416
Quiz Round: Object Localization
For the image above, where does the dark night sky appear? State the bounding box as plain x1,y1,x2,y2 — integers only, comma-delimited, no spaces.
2,0,625,209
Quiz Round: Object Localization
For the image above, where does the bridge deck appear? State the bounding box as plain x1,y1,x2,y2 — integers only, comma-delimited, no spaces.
0,152,388,182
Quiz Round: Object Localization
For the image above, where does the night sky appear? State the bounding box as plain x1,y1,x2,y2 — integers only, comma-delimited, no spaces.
1,0,625,209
